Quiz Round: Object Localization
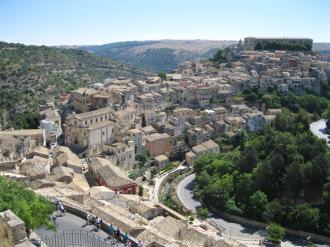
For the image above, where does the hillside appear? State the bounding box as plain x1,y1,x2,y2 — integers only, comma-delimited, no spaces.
313,42,330,54
78,40,238,72
0,41,150,129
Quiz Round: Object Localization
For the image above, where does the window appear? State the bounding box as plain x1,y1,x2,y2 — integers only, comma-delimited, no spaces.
96,118,98,122
105,115,107,120
85,121,87,125
102,131,105,136
74,121,77,125
90,119,93,124
101,116,103,121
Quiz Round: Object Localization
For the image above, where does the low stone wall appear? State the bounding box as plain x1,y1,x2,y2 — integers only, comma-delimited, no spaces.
0,210,31,247
158,167,191,219
158,167,190,202
60,201,140,247
210,206,330,245
0,161,17,171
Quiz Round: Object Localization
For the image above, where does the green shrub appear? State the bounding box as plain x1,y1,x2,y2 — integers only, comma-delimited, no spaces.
196,208,209,219
267,223,286,243
0,176,55,231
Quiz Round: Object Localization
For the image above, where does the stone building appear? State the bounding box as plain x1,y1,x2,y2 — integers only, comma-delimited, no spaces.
64,107,116,156
243,111,265,132
89,157,136,194
102,141,135,170
0,210,34,247
0,129,45,162
145,133,171,157
71,88,111,113
39,108,62,142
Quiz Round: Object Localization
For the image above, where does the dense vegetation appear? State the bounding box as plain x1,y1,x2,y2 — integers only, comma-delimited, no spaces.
0,41,148,129
254,40,312,51
242,88,330,117
194,108,330,236
0,176,55,231
210,48,230,64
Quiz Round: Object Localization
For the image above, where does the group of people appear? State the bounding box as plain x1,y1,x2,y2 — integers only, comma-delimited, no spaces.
86,213,103,231
85,218,144,246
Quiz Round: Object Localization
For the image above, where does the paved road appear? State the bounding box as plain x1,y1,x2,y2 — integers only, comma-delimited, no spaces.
176,174,328,247
176,174,201,212
36,213,108,239
310,119,330,147
35,213,125,246
151,163,186,202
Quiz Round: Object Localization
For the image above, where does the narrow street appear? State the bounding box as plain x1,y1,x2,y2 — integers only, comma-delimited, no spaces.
150,162,186,202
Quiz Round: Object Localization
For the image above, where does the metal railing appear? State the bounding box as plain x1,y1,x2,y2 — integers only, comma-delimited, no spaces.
41,230,124,247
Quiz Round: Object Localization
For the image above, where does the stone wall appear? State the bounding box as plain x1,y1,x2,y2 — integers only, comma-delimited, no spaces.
210,206,330,245
0,210,33,247
0,161,17,171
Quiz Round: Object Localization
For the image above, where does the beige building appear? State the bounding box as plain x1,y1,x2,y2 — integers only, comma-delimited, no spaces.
102,141,135,170
89,157,137,194
39,108,62,142
145,133,171,157
53,146,82,173
127,128,144,154
0,129,45,162
224,116,246,132
64,107,116,156
186,139,220,165
71,87,111,113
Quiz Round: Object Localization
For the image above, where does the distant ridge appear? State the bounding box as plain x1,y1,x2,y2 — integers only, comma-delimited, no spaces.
77,40,238,72
76,39,330,72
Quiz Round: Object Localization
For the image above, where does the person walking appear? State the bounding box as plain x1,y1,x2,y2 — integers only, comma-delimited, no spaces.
123,232,128,243
116,228,121,241
107,224,114,239
55,196,60,210
95,216,101,231
138,240,143,247
52,215,57,224
59,204,66,214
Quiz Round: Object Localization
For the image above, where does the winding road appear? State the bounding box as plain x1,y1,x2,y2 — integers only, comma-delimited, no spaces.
176,174,327,247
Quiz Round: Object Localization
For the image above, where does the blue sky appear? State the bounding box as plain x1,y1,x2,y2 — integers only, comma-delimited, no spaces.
0,0,329,45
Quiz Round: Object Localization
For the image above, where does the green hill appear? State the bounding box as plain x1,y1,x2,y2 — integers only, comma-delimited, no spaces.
79,40,237,72
0,42,150,129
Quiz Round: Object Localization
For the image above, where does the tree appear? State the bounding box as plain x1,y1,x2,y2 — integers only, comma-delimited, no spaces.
141,114,146,127
136,153,148,167
225,198,243,215
196,207,209,219
158,71,166,80
245,92,258,102
288,203,320,232
234,173,254,204
196,170,210,188
0,177,55,233
138,185,144,197
267,223,285,243
263,200,283,223
327,118,330,131
248,190,268,220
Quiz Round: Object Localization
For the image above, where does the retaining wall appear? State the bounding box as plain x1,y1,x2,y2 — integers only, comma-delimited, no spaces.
210,206,330,245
